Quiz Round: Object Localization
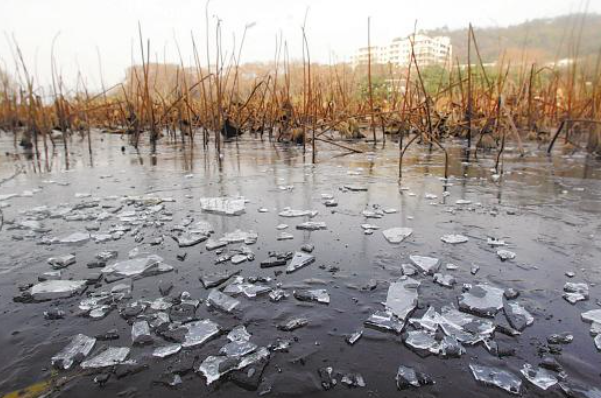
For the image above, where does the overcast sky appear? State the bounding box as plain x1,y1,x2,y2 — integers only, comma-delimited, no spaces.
1,0,598,90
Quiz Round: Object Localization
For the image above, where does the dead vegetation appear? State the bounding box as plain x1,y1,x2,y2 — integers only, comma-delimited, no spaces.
0,15,600,179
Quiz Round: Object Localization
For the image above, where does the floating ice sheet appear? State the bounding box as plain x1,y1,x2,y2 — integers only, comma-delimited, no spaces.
173,233,207,247
101,255,173,280
296,221,327,231
503,300,534,331
385,277,419,320
458,285,504,317
439,305,495,344
382,228,413,244
563,282,589,304
277,318,309,331
469,363,522,395
220,341,258,357
31,280,87,301
182,319,221,349
222,230,258,244
396,365,433,389
131,321,152,345
199,269,240,289
365,310,404,334
207,289,240,313
581,309,601,324
153,344,182,358
521,363,557,390
497,250,516,261
200,197,246,216
285,252,315,273
80,347,130,369
58,232,91,244
433,273,456,288
51,334,96,370
228,326,251,342
278,209,318,218
441,234,468,244
48,254,76,269
404,330,440,356
293,289,330,304
409,256,440,275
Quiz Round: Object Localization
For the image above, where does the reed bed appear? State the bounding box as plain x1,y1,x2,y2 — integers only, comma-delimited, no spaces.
0,18,600,179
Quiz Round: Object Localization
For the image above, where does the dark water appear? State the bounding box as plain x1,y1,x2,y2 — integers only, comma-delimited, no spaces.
0,132,600,398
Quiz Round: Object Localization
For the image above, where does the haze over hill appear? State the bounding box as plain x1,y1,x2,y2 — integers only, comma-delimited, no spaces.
424,13,601,64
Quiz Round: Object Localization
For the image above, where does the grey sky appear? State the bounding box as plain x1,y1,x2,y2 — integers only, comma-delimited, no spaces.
1,0,598,90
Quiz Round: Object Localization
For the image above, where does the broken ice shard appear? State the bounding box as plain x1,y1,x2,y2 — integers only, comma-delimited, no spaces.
520,363,558,390
396,365,434,390
458,284,504,317
276,232,294,241
173,233,207,247
58,232,91,244
469,363,522,395
503,300,534,331
581,309,601,324
131,321,152,345
433,273,456,288
101,255,173,280
439,335,465,358
343,185,368,192
403,330,440,356
222,230,258,244
318,367,337,390
340,372,366,388
439,305,495,345
365,310,405,334
207,289,240,313
382,227,413,244
199,269,240,289
153,344,182,358
293,289,330,304
223,281,271,298
198,356,238,385
401,263,418,276
80,347,130,369
51,334,96,370
409,255,440,275
220,341,258,357
228,325,251,342
563,282,589,304
496,250,516,261
30,280,87,301
285,252,315,273
385,277,419,320
48,254,76,269
440,234,469,244
409,306,442,332
269,289,288,302
277,318,309,331
182,319,221,349
487,237,506,246
346,330,363,345
278,209,318,218
296,221,327,231
200,197,246,216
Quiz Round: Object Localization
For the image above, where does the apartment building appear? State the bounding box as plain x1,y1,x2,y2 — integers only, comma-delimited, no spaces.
353,34,452,68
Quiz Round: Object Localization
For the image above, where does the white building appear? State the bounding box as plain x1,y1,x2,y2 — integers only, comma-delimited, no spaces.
353,34,452,68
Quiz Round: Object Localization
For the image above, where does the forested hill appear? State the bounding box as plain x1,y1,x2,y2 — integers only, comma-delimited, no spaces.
424,13,601,64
